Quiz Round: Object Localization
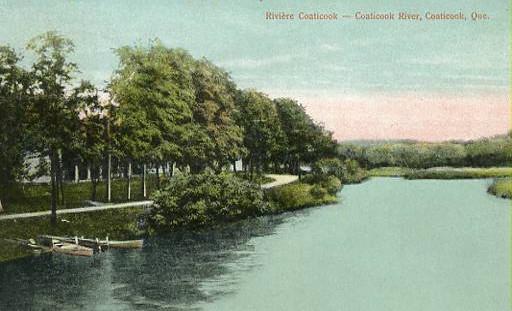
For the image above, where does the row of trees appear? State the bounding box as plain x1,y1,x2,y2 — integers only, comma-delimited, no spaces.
0,32,336,223
338,134,512,169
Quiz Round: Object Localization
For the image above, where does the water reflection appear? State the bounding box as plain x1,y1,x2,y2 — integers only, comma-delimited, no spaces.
0,213,293,310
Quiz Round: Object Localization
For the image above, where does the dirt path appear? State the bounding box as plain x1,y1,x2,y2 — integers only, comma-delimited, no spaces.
0,174,298,221
261,174,299,189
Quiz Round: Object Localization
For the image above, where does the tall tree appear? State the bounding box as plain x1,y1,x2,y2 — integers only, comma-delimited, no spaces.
110,42,194,197
0,46,31,211
73,82,105,201
26,31,80,224
0,46,30,186
185,59,245,173
235,90,284,177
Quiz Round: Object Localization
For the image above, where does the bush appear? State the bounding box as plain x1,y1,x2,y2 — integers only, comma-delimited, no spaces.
311,158,366,184
488,178,512,199
267,182,337,213
148,173,270,231
322,175,342,194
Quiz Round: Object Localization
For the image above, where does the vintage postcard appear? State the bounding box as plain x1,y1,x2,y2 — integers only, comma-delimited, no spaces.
0,1,510,310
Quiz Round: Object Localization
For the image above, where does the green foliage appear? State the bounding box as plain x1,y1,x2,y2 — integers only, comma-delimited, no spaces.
368,167,413,177
273,98,336,174
340,136,512,170
110,42,195,165
185,59,245,172
235,90,285,172
311,158,367,184
488,178,512,199
465,138,512,167
148,173,270,231
0,46,31,185
26,31,81,154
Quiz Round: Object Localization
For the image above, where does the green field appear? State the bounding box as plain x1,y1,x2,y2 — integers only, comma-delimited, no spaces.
0,176,159,215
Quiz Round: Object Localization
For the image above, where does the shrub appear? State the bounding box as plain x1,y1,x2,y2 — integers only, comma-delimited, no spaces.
311,158,367,184
148,173,270,231
310,184,328,199
321,175,342,194
488,178,512,199
267,182,337,212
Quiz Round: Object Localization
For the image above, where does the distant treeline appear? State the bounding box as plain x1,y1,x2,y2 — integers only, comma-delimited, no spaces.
338,133,512,169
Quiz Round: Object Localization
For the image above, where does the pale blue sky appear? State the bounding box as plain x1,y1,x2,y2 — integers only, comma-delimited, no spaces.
0,0,509,140
0,0,508,94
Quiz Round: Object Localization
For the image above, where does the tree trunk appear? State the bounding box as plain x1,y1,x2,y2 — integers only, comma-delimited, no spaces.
106,118,112,202
91,180,98,201
297,156,302,180
74,164,79,183
249,158,254,180
232,160,237,173
170,162,174,177
106,152,111,202
57,149,65,205
142,163,147,198
156,165,160,188
127,160,132,200
91,166,98,201
50,151,57,226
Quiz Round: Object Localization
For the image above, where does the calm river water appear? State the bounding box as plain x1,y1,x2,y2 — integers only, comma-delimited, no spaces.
0,178,509,310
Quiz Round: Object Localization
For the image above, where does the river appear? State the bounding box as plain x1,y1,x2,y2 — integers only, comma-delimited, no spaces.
0,178,509,310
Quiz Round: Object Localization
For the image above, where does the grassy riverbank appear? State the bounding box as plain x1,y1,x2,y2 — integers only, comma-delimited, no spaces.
266,179,341,213
404,167,512,179
0,207,144,263
368,167,412,177
369,167,512,179
488,179,512,199
0,177,159,214
0,173,337,263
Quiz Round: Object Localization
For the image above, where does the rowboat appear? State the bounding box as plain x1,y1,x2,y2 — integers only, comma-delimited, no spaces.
105,239,143,249
39,235,144,250
52,242,94,257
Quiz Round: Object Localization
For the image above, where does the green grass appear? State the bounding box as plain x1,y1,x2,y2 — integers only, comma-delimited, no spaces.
0,207,144,263
488,178,512,199
368,167,413,177
233,172,275,184
404,167,512,179
0,176,159,214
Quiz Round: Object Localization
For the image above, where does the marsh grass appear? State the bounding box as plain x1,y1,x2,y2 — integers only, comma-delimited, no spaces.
368,167,413,177
266,179,340,213
404,167,512,179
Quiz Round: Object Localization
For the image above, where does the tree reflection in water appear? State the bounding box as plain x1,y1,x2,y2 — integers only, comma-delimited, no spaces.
0,213,299,310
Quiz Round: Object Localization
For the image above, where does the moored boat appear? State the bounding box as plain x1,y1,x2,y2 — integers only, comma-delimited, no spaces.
52,242,94,257
39,235,144,250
